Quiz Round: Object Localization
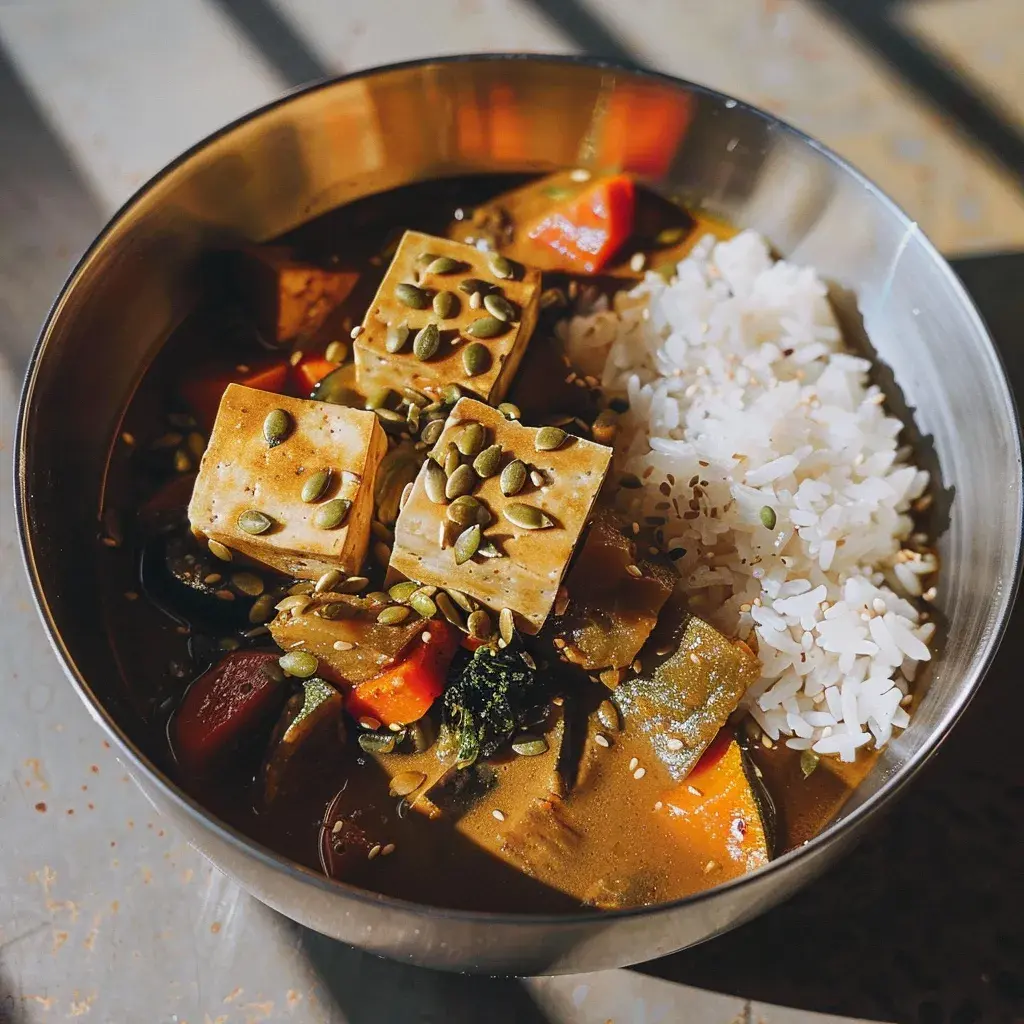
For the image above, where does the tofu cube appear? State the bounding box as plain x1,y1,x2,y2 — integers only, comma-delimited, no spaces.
233,246,358,344
188,384,386,579
353,231,540,404
389,398,612,632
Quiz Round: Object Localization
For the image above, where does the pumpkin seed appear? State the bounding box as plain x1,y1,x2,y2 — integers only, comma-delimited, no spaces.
462,343,491,377
456,422,486,457
395,282,430,309
433,290,458,319
656,226,687,246
279,651,318,678
263,408,292,447
512,735,549,757
497,402,521,421
248,593,276,624
445,588,476,614
375,407,405,424
454,524,481,565
441,383,464,406
358,732,396,754
410,591,437,619
238,509,274,535
445,463,477,500
373,540,391,566
443,442,461,477
313,498,352,530
472,444,502,478
340,575,369,593
173,449,193,474
288,581,316,596
435,592,465,628
406,404,421,433
499,607,515,646
483,293,516,322
446,495,486,528
504,503,553,530
420,419,445,446
540,287,567,309
596,699,622,732
208,539,233,562
261,661,286,684
465,316,507,339
377,605,412,626
469,291,482,310
760,505,777,530
425,256,462,275
477,539,504,558
458,278,491,295
413,322,441,361
499,459,527,497
187,431,207,460
415,252,440,271
230,572,264,597
365,591,389,607
535,426,568,451
316,601,357,620
390,771,427,797
385,322,410,354
276,594,312,615
314,569,342,594
467,609,493,640
388,581,420,604
488,253,515,279
423,459,448,504
324,340,347,363
366,386,394,410
301,468,332,504
800,749,820,779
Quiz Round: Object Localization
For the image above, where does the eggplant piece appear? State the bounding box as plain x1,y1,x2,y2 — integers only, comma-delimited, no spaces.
139,528,260,630
263,677,345,804
613,614,760,781
413,763,498,821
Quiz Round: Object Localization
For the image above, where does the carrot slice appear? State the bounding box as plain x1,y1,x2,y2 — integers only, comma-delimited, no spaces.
292,357,339,396
180,360,288,432
527,175,636,274
346,622,460,727
655,734,771,875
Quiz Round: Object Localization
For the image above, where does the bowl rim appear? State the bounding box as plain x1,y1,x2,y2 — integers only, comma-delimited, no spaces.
15,51,1024,929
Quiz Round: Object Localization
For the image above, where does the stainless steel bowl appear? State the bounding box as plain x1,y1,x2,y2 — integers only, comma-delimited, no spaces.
16,55,1022,975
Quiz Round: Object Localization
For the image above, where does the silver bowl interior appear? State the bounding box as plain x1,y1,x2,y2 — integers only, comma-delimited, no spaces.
16,55,1022,974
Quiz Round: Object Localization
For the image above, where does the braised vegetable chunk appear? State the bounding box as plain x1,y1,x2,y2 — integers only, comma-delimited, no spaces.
188,384,387,578
656,734,772,875
353,230,541,404
551,508,676,671
526,174,635,274
614,615,761,781
172,650,288,776
389,398,613,632
263,677,344,803
269,594,424,686
180,359,289,432
346,621,460,727
232,246,358,344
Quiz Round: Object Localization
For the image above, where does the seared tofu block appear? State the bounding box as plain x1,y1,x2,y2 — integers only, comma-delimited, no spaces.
188,384,386,579
353,231,540,404
233,246,358,344
269,594,424,685
550,508,677,671
389,398,612,633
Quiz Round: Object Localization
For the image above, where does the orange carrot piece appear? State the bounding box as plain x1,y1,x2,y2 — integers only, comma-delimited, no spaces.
181,360,288,432
527,174,636,274
292,357,339,396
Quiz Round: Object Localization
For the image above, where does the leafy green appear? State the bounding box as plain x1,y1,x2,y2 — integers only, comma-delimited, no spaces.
437,645,541,768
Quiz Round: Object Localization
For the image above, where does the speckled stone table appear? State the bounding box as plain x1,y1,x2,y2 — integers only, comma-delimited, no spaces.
1,2,1021,1022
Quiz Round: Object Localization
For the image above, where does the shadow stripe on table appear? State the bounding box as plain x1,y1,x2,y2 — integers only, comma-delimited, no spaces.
516,0,646,66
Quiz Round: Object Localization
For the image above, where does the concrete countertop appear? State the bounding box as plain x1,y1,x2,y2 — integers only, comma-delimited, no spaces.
1,2,1021,1021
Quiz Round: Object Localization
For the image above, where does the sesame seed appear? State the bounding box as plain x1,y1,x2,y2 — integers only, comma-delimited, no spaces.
421,631,432,644
689,653,701,666
654,801,664,811
625,563,643,578
124,591,139,601
565,372,577,384
367,844,381,860
633,767,646,780
289,349,304,366
631,521,640,535
666,738,684,751
350,325,363,339
101,536,119,548
628,757,639,772
584,375,599,388
332,821,343,834
923,587,937,602
469,291,482,309
594,734,610,748
492,809,506,822
530,470,545,487
333,640,355,651
359,716,382,731
629,252,646,273
687,785,703,797
121,431,136,446
632,659,642,673
381,843,396,857
761,734,773,749
569,168,591,182
703,859,719,874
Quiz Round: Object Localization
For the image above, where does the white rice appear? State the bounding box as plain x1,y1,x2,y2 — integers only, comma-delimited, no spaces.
560,230,937,761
